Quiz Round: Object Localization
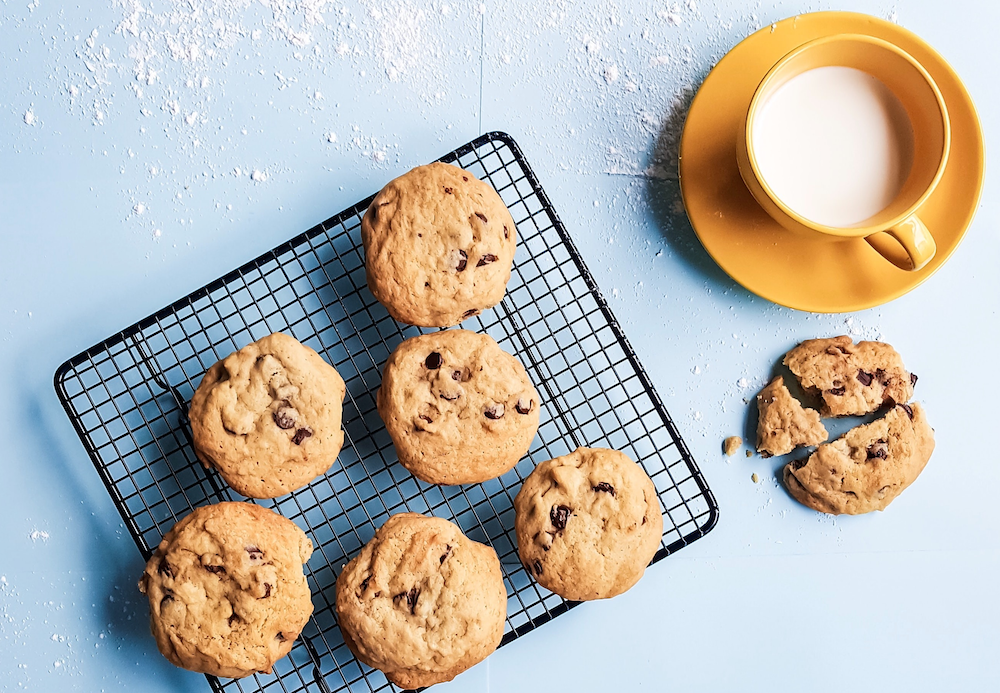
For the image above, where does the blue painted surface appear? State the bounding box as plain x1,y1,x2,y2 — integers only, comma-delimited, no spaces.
0,1,997,691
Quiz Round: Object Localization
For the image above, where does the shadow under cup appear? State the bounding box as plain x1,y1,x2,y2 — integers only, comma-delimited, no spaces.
738,34,951,271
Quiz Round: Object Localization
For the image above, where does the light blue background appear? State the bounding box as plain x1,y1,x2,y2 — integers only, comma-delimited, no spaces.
1,0,997,691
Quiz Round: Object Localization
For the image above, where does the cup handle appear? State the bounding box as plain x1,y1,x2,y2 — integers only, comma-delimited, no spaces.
865,215,937,272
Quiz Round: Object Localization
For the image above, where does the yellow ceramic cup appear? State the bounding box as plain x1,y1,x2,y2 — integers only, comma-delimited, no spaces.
736,34,950,271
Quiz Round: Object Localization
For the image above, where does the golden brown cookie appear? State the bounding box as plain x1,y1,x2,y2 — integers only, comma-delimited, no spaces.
514,447,663,601
334,513,507,689
783,335,915,417
377,329,539,485
138,502,314,678
362,162,517,327
189,333,346,498
756,376,828,457
783,402,935,515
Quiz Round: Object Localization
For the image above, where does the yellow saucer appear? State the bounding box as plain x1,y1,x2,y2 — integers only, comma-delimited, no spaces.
679,11,985,313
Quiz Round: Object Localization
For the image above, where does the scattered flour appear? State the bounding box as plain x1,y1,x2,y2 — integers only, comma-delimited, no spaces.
28,529,50,542
25,0,760,242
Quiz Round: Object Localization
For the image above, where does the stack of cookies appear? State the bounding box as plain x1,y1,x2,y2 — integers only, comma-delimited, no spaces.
137,162,667,686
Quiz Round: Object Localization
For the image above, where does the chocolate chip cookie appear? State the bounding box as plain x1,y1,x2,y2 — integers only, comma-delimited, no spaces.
783,402,935,515
362,162,517,327
377,329,540,485
334,513,507,689
514,447,663,601
783,335,915,417
138,502,314,678
756,376,828,457
189,333,346,498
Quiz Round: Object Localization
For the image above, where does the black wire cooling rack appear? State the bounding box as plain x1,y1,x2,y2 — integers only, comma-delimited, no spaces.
54,132,718,693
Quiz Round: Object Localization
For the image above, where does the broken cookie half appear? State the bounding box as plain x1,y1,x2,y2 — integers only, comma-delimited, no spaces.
783,402,935,515
755,376,828,457
783,335,915,417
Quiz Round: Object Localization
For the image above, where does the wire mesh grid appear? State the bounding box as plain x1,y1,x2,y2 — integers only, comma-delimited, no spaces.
54,132,718,693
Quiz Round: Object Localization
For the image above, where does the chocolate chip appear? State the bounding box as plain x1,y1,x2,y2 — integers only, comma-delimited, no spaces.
292,427,312,445
504,224,509,240
273,407,296,430
440,545,452,564
451,370,462,381
474,211,488,223
157,560,174,579
246,546,265,562
515,397,533,415
263,583,272,599
462,309,479,319
829,386,846,396
476,253,498,267
899,403,914,420
444,186,453,194
394,587,420,614
532,560,542,576
550,505,571,531
910,373,918,387
791,458,808,470
866,439,889,460
593,482,615,496
484,403,505,419
462,175,469,181
204,565,226,575
856,370,873,386
440,391,461,401
425,352,442,369
455,249,468,272
275,631,286,642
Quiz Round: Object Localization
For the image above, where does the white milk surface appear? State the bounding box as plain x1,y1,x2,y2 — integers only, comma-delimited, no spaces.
752,66,914,227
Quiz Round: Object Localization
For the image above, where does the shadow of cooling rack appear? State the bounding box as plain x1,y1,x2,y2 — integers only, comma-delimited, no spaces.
54,131,718,693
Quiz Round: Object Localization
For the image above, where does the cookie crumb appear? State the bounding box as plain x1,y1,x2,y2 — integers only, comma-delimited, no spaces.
745,449,752,458
751,473,760,484
722,436,742,456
